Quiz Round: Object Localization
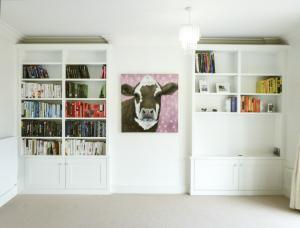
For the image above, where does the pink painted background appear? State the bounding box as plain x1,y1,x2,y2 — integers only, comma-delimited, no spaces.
121,74,178,133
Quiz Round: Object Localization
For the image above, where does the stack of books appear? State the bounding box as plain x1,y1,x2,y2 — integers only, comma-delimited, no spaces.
195,51,216,73
101,65,107,79
23,65,49,79
241,96,261,112
66,82,88,98
22,120,62,137
22,139,61,155
22,101,62,118
21,82,62,98
65,140,105,156
225,97,237,112
66,65,90,78
256,77,282,94
65,120,106,137
66,102,106,118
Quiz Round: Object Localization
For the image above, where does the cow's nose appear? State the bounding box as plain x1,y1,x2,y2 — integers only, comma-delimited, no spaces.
141,108,155,119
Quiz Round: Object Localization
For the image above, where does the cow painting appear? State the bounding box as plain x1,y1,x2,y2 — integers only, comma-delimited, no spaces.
121,74,178,132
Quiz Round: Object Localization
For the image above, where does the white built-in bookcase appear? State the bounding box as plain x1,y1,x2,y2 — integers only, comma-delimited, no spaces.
191,44,288,195
192,44,287,157
17,44,110,193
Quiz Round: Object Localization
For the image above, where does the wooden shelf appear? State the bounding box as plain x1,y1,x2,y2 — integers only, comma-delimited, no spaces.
65,98,106,101
66,62,106,65
65,137,106,140
195,73,238,76
22,62,62,65
241,93,281,96
22,78,62,82
21,98,62,101
65,78,106,82
241,73,282,77
65,117,106,120
21,117,62,120
22,137,62,140
195,92,238,96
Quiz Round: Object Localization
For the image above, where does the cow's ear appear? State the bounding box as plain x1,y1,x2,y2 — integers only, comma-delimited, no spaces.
121,84,134,96
161,83,178,95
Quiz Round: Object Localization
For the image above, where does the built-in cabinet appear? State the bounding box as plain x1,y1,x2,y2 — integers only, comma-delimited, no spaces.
25,157,107,191
191,157,283,195
191,44,287,195
17,44,110,194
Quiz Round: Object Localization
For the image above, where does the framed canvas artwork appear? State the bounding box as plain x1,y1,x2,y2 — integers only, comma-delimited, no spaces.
121,74,178,133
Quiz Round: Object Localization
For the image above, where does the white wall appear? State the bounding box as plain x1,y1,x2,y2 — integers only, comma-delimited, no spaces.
0,21,19,138
283,32,300,196
110,41,192,193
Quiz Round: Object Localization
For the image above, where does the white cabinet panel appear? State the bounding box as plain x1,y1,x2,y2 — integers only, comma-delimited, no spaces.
238,159,282,191
25,157,65,189
66,158,107,189
194,159,238,191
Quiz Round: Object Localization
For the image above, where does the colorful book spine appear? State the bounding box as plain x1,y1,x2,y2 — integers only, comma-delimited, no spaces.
65,140,106,156
65,120,106,137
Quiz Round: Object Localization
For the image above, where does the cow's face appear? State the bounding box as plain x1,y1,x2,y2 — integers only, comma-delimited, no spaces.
122,75,178,130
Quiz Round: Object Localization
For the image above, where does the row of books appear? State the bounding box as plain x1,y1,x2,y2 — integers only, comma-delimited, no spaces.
66,65,90,78
66,82,88,98
256,77,282,94
21,82,62,98
65,140,106,156
22,139,61,155
66,102,106,118
241,96,261,112
225,97,237,112
22,121,62,137
22,101,62,118
195,51,216,73
23,65,49,79
65,121,106,137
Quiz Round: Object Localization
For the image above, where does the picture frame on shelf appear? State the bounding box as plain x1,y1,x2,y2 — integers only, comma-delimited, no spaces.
199,79,209,93
267,103,274,112
216,82,230,93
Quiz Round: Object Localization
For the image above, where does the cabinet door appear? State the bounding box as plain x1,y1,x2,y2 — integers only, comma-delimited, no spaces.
238,159,282,191
194,159,238,191
25,157,65,189
66,158,107,189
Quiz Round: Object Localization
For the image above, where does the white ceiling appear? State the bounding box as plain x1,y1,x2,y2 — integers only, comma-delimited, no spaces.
2,0,300,43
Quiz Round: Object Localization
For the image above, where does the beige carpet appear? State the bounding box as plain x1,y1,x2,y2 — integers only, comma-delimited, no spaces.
0,195,299,228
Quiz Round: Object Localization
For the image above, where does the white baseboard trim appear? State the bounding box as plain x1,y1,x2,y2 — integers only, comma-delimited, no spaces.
0,185,18,207
283,167,294,198
190,190,283,196
112,185,189,194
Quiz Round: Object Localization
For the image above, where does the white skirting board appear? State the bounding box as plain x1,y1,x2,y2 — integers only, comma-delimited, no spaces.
111,185,189,194
0,185,17,207
284,167,294,198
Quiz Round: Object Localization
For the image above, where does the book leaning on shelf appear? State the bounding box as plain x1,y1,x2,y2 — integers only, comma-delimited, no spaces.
65,140,105,156
65,120,106,137
241,96,261,112
66,101,106,118
23,139,61,155
22,101,62,118
22,120,62,137
66,82,88,98
21,82,62,98
195,51,216,73
23,65,49,79
66,65,90,79
256,76,282,94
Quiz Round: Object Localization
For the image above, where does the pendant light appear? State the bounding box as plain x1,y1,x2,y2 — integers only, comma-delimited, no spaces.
179,7,200,50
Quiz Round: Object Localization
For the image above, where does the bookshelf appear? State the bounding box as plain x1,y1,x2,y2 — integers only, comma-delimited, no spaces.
191,44,288,195
17,44,110,193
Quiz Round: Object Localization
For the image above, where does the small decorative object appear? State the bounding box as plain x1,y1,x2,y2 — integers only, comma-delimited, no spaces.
267,103,274,112
212,108,218,112
200,107,208,112
121,74,178,132
273,147,280,156
199,79,209,93
216,82,230,93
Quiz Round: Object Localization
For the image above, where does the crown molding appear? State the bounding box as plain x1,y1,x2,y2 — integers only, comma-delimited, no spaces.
0,19,23,42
